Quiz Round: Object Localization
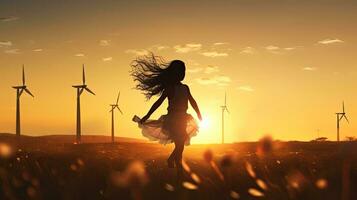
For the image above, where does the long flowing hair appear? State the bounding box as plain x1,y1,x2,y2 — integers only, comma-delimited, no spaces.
130,53,185,99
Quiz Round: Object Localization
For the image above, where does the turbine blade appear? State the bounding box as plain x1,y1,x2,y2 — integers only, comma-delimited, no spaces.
344,114,349,123
117,106,123,114
82,64,86,85
24,88,34,97
116,91,120,104
84,87,95,95
339,114,344,121
225,107,230,114
22,65,25,85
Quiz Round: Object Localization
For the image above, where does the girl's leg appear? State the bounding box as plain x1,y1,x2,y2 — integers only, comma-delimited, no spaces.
174,138,185,168
174,139,185,180
167,146,176,168
167,137,180,168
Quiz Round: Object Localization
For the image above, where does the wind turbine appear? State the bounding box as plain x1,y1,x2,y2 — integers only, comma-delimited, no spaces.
110,91,123,143
72,65,95,143
12,65,34,136
336,101,349,142
220,92,229,144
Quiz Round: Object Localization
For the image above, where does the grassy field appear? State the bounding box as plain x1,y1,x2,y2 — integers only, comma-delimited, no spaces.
0,133,356,200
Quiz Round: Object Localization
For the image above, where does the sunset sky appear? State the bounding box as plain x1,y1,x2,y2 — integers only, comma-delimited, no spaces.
1,0,357,143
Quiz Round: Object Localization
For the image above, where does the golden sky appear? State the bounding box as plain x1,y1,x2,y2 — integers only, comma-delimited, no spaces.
1,0,357,143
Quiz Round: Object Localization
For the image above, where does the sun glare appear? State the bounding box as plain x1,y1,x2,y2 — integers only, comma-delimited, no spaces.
199,117,211,131
191,111,221,144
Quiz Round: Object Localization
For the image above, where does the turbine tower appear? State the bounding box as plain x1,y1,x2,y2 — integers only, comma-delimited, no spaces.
12,65,34,136
220,92,229,144
110,91,123,143
336,101,349,142
72,65,95,143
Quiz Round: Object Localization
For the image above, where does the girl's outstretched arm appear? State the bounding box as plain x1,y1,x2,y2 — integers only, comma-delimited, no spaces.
140,90,167,123
187,86,202,121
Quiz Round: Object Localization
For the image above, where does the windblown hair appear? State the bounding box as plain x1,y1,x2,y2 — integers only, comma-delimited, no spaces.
130,53,186,99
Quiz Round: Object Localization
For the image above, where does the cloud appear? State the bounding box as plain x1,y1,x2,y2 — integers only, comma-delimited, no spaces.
186,60,201,72
174,43,202,53
302,67,317,71
213,42,228,46
285,46,304,51
125,49,149,56
150,45,169,51
200,51,228,57
238,86,254,92
240,47,255,54
318,39,344,45
102,57,113,62
4,49,20,54
186,59,200,67
204,66,219,74
0,41,13,47
32,48,43,52
187,67,203,73
196,77,214,85
187,66,219,74
0,16,19,22
156,46,169,51
196,75,231,86
75,53,85,57
265,45,280,51
99,40,111,46
264,45,301,54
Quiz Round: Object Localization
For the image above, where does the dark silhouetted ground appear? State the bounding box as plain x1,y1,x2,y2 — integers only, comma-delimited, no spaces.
0,133,356,200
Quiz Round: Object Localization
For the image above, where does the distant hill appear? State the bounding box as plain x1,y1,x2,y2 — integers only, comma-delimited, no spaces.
0,133,147,144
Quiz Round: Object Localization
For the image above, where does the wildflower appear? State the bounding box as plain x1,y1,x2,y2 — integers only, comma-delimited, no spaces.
182,181,198,190
0,143,11,158
316,178,328,189
230,190,240,199
245,162,256,178
111,161,149,188
248,188,264,197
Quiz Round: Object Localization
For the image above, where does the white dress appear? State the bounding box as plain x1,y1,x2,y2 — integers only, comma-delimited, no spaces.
133,84,199,145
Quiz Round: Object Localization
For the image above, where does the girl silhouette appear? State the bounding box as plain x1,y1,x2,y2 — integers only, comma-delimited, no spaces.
131,54,202,174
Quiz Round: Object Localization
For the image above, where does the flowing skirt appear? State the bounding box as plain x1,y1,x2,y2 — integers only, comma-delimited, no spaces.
133,114,199,145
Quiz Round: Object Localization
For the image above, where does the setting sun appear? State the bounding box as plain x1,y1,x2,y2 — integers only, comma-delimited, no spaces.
191,111,223,144
199,117,211,130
